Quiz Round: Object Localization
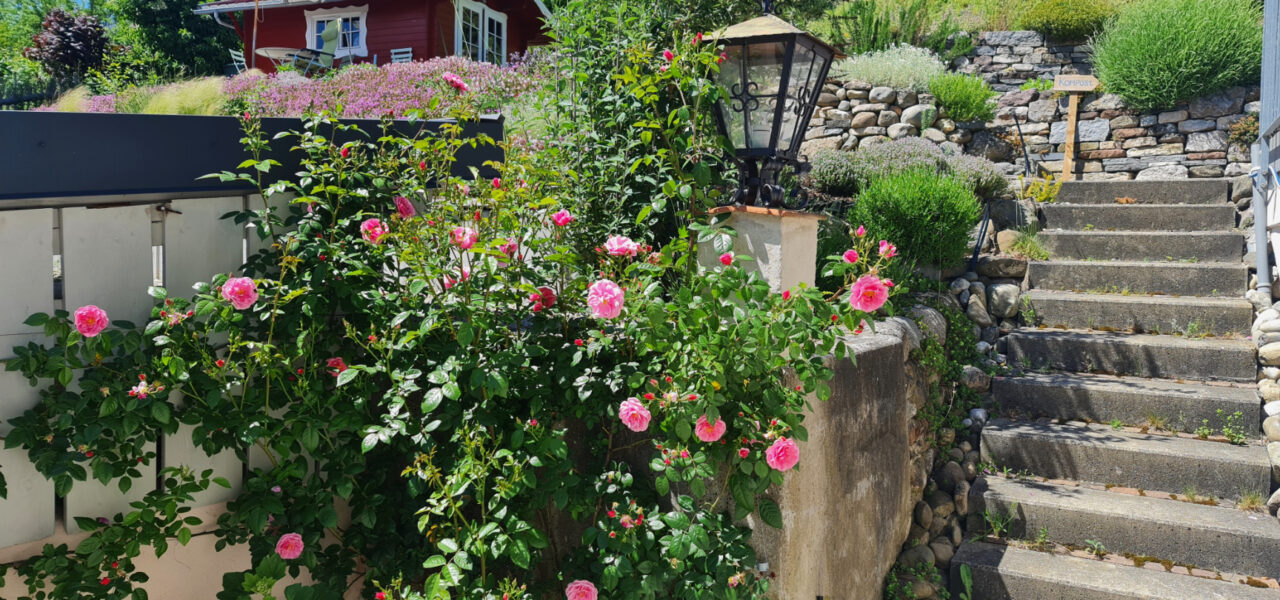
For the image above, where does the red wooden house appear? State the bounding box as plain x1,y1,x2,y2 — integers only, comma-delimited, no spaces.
194,0,551,72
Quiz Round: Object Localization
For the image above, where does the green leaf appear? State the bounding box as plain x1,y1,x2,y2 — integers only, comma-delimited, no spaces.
361,433,379,453
22,313,48,326
675,420,691,441
758,497,784,529
212,477,231,489
655,475,669,496
438,538,459,553
442,381,461,400
423,555,446,569
147,286,168,299
509,538,531,569
150,402,171,424
177,527,192,546
336,368,358,387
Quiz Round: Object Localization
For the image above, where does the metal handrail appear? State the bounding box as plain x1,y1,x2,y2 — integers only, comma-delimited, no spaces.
1252,119,1280,297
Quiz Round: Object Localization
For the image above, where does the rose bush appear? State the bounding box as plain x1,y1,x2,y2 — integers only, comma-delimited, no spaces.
1,30,903,600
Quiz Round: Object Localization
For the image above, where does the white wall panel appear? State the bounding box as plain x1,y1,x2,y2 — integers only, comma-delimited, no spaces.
62,205,155,327
164,197,248,296
65,441,157,533
0,445,55,547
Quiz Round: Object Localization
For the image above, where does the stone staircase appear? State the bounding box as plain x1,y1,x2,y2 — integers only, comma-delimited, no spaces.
951,180,1280,598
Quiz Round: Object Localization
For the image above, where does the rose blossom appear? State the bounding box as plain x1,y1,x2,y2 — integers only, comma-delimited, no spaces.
765,437,800,471
879,240,898,258
326,357,348,376
587,279,625,319
565,580,598,600
361,218,387,244
842,249,859,263
394,196,415,219
442,71,469,92
849,275,889,313
662,49,674,61
275,533,304,559
603,235,640,257
694,415,727,443
618,398,651,432
498,238,519,257
530,286,556,312
450,226,478,250
74,305,109,337
221,277,258,310
551,209,574,226
855,225,866,237
719,252,733,266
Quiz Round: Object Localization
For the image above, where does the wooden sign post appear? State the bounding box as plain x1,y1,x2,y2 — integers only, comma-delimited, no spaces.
1053,74,1100,181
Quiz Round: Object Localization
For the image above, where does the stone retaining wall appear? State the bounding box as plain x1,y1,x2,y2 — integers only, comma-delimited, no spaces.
802,30,1260,184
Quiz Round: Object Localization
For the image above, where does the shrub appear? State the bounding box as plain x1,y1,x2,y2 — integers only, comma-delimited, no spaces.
929,73,997,122
809,0,973,62
1017,0,1114,41
849,169,981,268
22,8,109,81
1229,113,1258,150
831,45,945,92
1021,78,1055,92
1090,0,1262,111
811,138,1007,198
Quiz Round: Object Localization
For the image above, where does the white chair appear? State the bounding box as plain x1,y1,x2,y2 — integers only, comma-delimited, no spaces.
229,49,248,74
390,47,413,63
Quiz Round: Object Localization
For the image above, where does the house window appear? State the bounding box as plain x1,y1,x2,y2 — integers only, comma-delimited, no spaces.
304,5,370,58
455,0,507,65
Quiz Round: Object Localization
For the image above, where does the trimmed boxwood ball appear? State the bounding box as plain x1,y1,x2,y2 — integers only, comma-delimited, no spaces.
1017,0,1114,42
1090,0,1261,111
848,169,981,269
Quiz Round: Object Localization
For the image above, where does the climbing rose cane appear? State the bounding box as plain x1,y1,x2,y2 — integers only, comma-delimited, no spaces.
74,305,109,338
765,437,800,471
694,415,727,442
565,580,598,600
221,277,259,310
618,398,652,432
586,279,625,319
849,275,889,313
275,533,304,560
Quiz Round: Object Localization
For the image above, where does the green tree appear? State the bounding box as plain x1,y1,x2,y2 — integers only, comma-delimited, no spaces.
105,0,240,76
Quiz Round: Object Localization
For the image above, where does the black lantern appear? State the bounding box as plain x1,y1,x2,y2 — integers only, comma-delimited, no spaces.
713,5,837,208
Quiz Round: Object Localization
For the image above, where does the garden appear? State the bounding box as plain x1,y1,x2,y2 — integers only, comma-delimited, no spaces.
0,0,1271,598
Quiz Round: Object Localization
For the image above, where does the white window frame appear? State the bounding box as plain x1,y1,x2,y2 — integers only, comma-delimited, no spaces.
454,0,507,65
304,5,369,59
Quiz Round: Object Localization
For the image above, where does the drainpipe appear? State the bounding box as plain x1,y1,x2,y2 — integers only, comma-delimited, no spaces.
1254,140,1272,298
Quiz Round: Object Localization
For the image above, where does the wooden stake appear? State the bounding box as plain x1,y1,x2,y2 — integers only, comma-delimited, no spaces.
1062,92,1080,181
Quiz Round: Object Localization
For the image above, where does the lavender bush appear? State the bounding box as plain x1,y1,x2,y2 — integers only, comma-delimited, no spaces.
810,137,1006,197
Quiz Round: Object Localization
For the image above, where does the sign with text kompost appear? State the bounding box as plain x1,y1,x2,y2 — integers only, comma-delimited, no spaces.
1053,74,1101,181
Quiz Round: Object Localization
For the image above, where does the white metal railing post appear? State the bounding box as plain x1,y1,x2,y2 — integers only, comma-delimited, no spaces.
1254,140,1271,298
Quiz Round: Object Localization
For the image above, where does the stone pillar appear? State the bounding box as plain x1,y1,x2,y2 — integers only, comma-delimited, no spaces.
696,205,824,292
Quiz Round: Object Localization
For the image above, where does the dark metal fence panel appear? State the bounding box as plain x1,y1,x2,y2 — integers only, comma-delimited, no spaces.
0,112,504,202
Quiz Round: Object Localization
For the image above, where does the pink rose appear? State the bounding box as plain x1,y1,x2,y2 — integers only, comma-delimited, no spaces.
565,580,598,600
498,238,519,257
551,209,574,227
275,532,304,560
618,398,651,432
74,305,108,338
394,196,415,219
442,71,469,92
855,225,866,238
587,279,625,319
719,252,733,266
765,437,799,471
849,275,889,313
530,286,556,312
326,357,347,377
694,415,726,442
221,277,258,310
450,226,478,250
603,235,640,257
662,49,674,62
842,249,859,263
361,218,388,245
878,240,897,258
492,177,501,189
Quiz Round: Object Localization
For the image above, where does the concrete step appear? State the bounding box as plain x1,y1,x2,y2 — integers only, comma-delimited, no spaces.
992,372,1261,435
980,419,1270,500
1056,180,1229,205
1006,329,1256,382
1041,204,1237,231
953,542,1279,599
1025,290,1253,335
1038,231,1244,261
968,477,1280,579
1027,260,1247,297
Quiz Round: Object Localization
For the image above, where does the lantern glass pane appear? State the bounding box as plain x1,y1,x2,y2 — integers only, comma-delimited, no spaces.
775,42,815,153
744,41,785,150
716,43,747,150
